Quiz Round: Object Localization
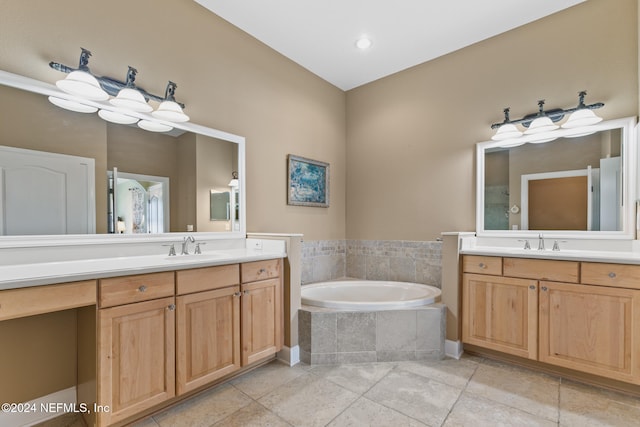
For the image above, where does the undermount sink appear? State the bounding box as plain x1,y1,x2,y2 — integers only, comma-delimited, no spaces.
164,253,221,261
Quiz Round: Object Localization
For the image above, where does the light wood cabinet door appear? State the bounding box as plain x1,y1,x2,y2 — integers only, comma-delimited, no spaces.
241,278,283,365
98,297,176,426
176,286,241,395
539,281,640,384
462,273,538,359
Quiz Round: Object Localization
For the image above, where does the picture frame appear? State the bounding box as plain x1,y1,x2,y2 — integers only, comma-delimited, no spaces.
287,154,330,207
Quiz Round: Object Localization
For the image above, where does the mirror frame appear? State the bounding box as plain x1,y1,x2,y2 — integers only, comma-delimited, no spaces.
476,116,638,239
0,69,246,248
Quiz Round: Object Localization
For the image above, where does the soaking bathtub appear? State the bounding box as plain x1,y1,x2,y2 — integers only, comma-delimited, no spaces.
298,279,445,364
301,279,441,310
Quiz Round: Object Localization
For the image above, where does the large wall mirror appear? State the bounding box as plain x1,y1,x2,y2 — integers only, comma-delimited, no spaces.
0,70,246,245
476,116,637,239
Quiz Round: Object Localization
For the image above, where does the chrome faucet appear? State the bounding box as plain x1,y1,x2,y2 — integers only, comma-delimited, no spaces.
181,235,195,255
537,233,545,251
518,239,531,250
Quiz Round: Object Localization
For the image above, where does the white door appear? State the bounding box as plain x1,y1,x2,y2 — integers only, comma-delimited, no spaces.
0,145,95,235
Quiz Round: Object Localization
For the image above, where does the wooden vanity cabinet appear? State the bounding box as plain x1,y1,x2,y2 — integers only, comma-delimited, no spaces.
462,255,640,385
539,280,640,384
462,273,538,359
175,264,241,395
240,259,283,365
97,272,176,426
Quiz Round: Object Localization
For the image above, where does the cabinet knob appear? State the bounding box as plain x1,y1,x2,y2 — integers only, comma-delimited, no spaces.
243,290,250,295
138,285,147,293
167,304,176,311
541,286,548,291
478,263,485,269
233,292,242,297
258,268,267,274
608,272,617,279
529,285,536,290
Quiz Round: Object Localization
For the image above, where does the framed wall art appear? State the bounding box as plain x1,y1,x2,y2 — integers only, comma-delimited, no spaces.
287,154,330,207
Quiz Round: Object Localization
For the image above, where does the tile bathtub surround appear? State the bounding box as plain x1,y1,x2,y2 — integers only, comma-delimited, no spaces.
301,239,443,286
298,304,446,365
115,356,640,427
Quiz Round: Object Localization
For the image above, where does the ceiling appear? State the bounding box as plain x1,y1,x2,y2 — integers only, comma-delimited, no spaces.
195,0,586,91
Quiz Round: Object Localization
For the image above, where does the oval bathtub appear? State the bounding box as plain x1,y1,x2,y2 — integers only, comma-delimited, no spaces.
301,280,441,310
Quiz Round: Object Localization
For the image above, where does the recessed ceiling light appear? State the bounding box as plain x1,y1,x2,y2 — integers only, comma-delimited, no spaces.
355,37,372,50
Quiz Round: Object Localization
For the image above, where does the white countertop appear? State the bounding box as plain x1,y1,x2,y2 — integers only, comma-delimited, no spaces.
460,246,640,264
0,247,287,290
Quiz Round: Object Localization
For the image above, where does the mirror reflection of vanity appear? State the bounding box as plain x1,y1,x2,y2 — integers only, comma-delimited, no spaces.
0,70,246,242
476,116,637,239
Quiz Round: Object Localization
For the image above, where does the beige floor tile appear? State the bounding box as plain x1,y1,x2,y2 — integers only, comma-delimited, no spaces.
364,369,461,426
443,393,557,427
153,384,253,427
258,372,359,427
33,413,88,427
465,360,560,422
327,397,427,427
211,401,291,427
230,360,307,399
395,357,479,389
559,380,640,427
129,416,161,427
308,362,396,394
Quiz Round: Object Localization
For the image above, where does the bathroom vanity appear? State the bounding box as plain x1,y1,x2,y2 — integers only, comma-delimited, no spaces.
462,253,640,386
0,69,288,426
455,114,640,394
0,249,285,427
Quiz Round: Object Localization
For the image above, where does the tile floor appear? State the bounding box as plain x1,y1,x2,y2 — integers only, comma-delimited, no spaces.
41,355,640,427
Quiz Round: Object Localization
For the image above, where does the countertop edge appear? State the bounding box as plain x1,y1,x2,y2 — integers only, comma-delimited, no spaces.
0,249,287,291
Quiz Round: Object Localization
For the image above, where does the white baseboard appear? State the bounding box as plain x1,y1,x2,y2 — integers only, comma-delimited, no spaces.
445,340,463,359
277,345,300,366
0,386,76,427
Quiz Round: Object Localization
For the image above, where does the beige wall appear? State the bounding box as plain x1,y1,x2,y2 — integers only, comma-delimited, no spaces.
0,0,347,241
346,0,638,240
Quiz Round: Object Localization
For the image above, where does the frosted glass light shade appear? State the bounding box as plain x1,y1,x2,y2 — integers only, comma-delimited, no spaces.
152,100,189,122
48,96,98,113
524,116,559,134
228,178,239,188
110,88,153,112
56,71,109,101
561,109,603,128
491,123,523,141
138,120,173,132
98,109,138,125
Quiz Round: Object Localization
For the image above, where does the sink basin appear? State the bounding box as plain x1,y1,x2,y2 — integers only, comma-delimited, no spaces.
164,253,221,262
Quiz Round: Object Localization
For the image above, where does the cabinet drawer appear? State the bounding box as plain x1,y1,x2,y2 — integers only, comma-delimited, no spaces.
581,262,640,290
99,272,174,308
503,258,579,283
241,259,281,283
176,264,240,295
0,280,96,321
462,255,502,275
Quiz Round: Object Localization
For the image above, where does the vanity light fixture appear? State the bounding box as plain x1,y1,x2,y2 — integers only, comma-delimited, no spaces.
523,100,559,134
228,171,239,188
48,48,188,131
98,109,139,125
109,66,153,113
138,119,173,133
562,91,603,128
47,96,98,113
490,91,604,143
152,81,189,122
